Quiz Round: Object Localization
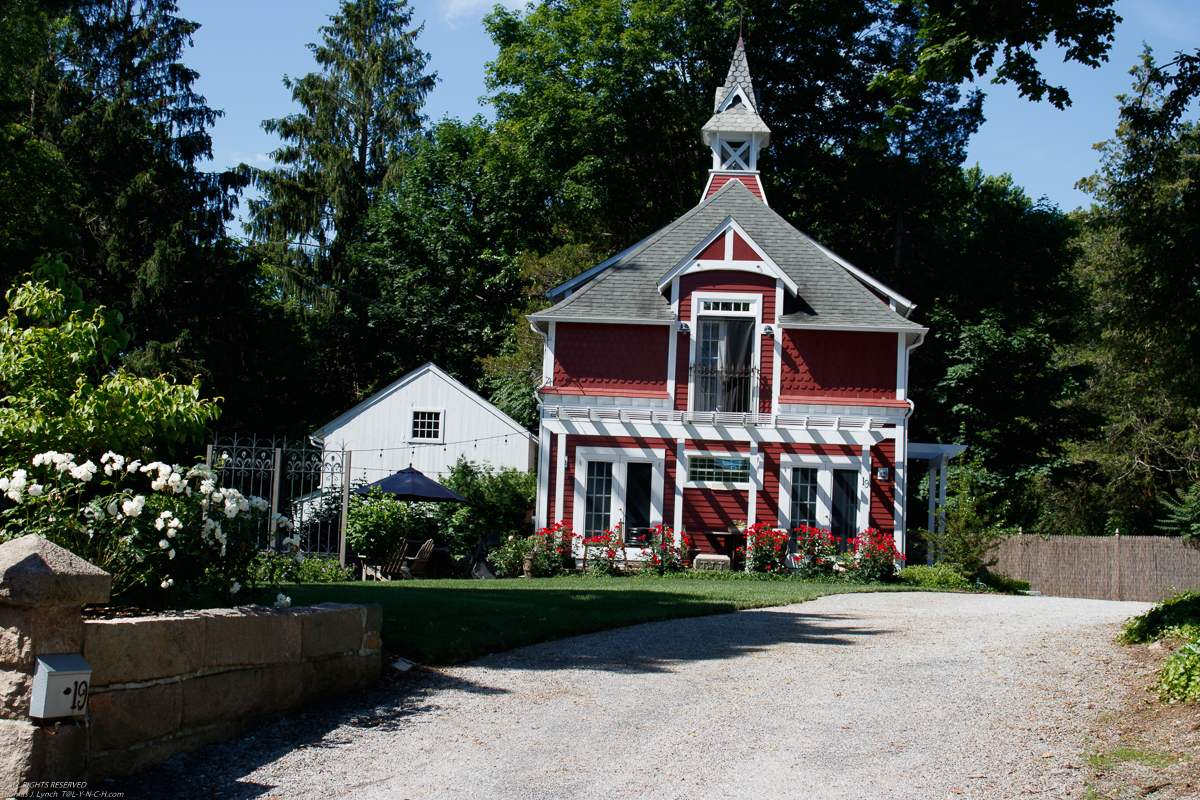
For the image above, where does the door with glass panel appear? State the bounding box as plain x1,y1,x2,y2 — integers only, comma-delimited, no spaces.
830,469,860,550
580,457,660,544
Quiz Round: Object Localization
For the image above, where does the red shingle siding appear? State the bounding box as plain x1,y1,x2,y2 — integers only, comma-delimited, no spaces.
553,322,670,397
779,330,896,402
705,173,765,201
869,440,896,532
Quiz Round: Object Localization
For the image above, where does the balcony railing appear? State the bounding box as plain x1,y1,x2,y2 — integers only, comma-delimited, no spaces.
691,363,758,413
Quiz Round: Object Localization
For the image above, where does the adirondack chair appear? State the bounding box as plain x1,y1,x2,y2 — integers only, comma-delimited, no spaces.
359,542,409,581
401,538,435,579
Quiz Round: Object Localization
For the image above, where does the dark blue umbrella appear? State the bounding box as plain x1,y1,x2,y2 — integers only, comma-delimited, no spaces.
352,466,468,503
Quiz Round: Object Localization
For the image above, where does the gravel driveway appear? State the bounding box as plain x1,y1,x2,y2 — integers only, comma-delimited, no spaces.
113,592,1151,800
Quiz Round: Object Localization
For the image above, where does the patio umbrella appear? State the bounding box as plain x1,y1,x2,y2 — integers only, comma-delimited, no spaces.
352,465,469,503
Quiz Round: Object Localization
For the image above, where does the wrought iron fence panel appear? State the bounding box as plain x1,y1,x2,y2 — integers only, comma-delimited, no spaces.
208,435,346,556
690,364,757,413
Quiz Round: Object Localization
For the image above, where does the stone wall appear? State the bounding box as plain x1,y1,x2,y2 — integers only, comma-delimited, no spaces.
0,535,382,796
84,602,382,779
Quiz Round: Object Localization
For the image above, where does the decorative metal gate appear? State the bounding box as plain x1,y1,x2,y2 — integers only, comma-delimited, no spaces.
206,435,351,559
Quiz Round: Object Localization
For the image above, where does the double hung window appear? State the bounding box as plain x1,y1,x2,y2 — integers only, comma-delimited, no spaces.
408,409,444,443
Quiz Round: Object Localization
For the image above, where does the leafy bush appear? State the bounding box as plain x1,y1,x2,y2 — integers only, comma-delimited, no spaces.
490,521,577,578
898,564,973,590
582,528,625,576
1156,642,1200,701
345,488,432,562
431,458,536,560
492,534,531,577
848,527,904,582
978,570,1030,593
739,522,789,573
638,524,688,575
791,525,840,579
251,551,354,585
917,456,1014,579
0,451,283,605
1157,484,1200,542
0,265,218,468
1119,590,1200,644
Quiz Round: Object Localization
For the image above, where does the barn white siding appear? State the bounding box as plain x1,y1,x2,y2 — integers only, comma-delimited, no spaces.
311,363,536,485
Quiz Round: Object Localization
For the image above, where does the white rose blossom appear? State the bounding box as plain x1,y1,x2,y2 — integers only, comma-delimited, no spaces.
230,581,241,595
27,484,43,497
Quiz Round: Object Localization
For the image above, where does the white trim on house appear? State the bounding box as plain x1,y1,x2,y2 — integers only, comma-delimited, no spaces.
778,322,929,335
536,424,551,528
667,278,679,402
554,432,566,528
656,217,799,295
529,315,674,326
772,279,783,414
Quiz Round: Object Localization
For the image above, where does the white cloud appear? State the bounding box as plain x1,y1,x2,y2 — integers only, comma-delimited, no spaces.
440,0,524,27
254,153,271,163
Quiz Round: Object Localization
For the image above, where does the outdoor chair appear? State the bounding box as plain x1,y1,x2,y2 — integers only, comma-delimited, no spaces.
359,542,409,581
401,538,435,579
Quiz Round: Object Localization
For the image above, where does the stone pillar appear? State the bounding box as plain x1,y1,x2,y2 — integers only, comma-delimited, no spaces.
0,534,111,797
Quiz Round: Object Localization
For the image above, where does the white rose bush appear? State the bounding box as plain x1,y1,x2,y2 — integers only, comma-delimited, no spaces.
0,449,287,604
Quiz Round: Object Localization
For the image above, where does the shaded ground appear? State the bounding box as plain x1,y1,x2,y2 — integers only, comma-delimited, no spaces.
1081,641,1200,799
105,592,1151,800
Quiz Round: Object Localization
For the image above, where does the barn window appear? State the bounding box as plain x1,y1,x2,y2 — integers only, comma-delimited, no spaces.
410,410,443,442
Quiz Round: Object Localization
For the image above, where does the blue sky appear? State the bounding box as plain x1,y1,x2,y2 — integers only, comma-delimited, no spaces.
180,0,1200,218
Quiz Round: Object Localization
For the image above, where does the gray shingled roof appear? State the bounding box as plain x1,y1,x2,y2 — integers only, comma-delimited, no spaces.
702,37,770,139
528,179,924,332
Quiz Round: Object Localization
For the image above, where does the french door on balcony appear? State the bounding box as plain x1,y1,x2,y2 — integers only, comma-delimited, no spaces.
693,317,756,413
576,448,666,546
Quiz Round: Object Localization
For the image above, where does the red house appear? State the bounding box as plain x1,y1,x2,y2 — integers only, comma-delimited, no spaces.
529,40,928,561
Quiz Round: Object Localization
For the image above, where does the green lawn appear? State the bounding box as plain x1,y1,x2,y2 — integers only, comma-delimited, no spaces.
284,577,917,666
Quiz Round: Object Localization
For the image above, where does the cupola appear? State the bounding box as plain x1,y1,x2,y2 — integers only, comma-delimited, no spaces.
701,37,770,204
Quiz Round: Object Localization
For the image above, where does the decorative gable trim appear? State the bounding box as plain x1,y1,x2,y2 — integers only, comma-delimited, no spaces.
717,83,753,114
656,216,797,295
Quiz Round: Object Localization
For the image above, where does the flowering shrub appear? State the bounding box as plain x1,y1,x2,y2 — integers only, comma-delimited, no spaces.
847,527,904,582
790,525,840,579
639,524,689,575
742,522,790,573
583,527,624,576
531,520,577,575
493,534,532,577
0,450,284,603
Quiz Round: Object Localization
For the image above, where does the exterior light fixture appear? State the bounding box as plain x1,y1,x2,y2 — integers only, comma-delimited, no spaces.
761,324,775,337
677,321,691,334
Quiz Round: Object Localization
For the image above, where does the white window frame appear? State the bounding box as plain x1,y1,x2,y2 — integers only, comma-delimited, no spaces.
777,453,871,533
683,450,753,491
573,447,666,544
687,291,762,413
406,407,445,444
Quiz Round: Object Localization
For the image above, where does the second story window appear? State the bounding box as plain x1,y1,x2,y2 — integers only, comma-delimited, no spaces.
694,317,755,412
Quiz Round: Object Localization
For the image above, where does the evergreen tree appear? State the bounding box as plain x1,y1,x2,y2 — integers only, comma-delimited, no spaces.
246,0,437,285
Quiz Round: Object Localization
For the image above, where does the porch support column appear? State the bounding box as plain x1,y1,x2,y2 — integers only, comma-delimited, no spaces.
535,422,550,528
673,438,685,547
747,440,759,527
927,458,938,565
554,432,566,529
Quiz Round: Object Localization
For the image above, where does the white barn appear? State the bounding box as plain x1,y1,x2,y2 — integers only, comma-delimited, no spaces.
310,362,537,484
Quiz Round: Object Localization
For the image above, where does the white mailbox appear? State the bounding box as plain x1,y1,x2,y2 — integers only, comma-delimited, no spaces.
30,654,92,719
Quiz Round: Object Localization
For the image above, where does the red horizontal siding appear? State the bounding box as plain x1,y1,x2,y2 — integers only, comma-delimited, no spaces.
869,440,896,533
553,323,669,397
779,330,896,402
681,489,748,554
705,173,765,201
